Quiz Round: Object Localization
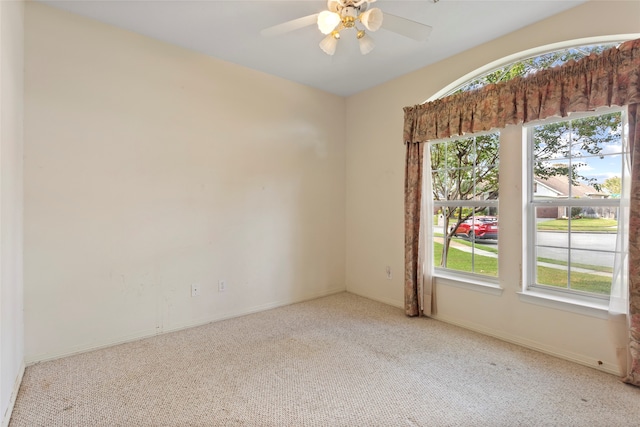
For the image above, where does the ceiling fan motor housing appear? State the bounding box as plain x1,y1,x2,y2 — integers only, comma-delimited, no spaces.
342,7,358,28
328,0,370,14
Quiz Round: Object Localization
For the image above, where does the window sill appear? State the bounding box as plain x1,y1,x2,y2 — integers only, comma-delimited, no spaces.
517,290,609,319
434,271,503,296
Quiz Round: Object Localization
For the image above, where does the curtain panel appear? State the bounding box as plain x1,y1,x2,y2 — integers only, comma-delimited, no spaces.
626,104,640,385
403,38,640,385
404,142,424,316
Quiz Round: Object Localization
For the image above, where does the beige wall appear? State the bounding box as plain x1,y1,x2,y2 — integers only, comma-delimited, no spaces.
0,0,24,424
24,2,346,362
345,0,640,374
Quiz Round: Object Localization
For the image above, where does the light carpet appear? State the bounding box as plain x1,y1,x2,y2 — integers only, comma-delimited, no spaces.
10,292,640,426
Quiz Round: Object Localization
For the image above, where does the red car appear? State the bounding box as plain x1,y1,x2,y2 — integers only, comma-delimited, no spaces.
452,217,498,241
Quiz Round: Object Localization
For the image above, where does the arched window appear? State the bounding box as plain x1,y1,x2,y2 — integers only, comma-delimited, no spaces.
406,38,637,320
426,37,632,102
427,39,630,284
447,42,620,96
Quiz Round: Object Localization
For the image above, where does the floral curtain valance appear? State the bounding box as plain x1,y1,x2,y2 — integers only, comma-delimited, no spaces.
404,38,640,144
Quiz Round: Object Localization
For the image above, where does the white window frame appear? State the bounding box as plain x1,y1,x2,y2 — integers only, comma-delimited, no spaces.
430,132,500,285
523,107,627,308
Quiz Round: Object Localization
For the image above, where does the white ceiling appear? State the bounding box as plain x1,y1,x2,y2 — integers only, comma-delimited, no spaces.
40,0,588,96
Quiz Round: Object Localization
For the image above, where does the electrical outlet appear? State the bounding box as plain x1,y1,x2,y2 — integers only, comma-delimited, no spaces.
386,266,392,280
191,284,200,297
218,280,227,292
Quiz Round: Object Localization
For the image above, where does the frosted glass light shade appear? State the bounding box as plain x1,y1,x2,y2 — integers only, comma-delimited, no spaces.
358,33,375,55
360,8,383,32
319,34,339,55
317,11,341,35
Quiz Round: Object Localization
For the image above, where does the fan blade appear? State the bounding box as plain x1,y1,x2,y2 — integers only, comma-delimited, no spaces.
260,14,319,37
381,13,432,41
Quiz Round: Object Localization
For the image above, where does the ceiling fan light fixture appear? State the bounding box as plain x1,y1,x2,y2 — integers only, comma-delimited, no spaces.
262,0,433,57
360,7,383,32
319,32,340,56
317,11,341,35
357,30,375,55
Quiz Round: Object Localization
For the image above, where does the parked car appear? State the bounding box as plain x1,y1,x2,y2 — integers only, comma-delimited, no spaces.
451,217,498,241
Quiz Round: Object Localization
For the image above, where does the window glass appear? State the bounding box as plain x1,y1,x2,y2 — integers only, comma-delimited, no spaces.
528,111,624,298
431,134,499,278
449,43,618,95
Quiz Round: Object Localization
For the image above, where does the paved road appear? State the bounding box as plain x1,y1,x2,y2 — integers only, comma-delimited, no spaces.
439,230,617,271
536,231,616,268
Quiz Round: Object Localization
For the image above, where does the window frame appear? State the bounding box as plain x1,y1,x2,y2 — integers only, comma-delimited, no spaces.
429,131,500,284
523,107,627,306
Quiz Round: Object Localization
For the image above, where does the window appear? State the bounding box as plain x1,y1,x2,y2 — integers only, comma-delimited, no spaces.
423,40,631,308
526,109,626,300
444,43,619,97
430,133,499,278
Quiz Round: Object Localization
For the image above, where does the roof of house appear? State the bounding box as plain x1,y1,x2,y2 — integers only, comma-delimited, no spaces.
535,175,606,198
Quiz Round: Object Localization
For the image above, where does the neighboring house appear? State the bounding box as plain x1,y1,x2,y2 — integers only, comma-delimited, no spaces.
533,175,612,218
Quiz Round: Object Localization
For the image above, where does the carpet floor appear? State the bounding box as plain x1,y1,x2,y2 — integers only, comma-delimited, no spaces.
10,292,640,426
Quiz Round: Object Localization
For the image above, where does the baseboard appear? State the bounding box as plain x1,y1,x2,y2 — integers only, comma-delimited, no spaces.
2,362,25,427
27,287,346,365
160,287,347,338
432,313,621,376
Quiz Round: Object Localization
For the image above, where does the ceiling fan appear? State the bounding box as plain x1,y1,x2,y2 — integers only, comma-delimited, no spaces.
261,0,434,56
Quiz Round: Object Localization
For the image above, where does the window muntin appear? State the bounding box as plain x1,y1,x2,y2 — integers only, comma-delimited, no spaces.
527,110,625,299
431,133,499,278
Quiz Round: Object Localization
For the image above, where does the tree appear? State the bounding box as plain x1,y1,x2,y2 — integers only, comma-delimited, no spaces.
602,176,622,196
455,44,615,94
532,113,622,192
571,207,583,218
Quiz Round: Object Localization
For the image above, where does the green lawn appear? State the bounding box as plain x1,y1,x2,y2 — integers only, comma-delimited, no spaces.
434,241,611,294
537,257,613,274
536,266,611,295
434,241,498,276
537,218,618,232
